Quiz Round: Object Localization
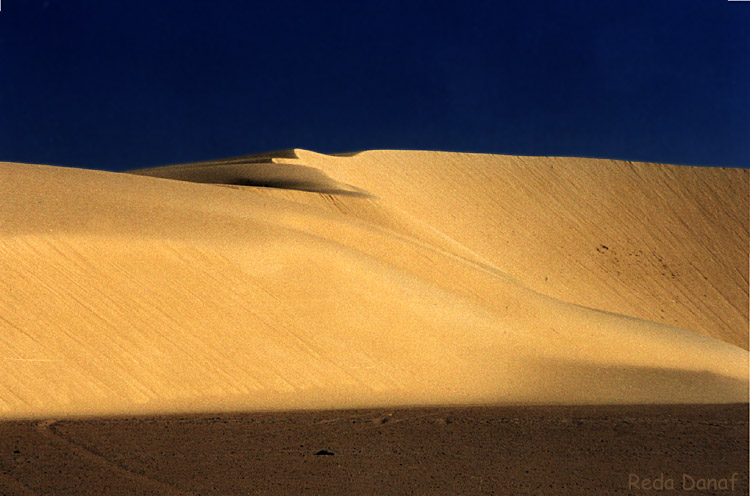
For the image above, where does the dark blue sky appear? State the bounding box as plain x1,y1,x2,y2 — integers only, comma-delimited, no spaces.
1,0,748,170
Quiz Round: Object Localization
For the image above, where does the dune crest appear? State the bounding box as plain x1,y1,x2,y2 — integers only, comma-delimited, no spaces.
0,150,747,419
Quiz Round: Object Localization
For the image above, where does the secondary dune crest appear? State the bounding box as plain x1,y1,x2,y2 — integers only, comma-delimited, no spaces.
0,151,747,419
130,151,372,197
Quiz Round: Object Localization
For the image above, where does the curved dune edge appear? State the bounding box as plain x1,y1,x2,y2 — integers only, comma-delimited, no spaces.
0,150,747,419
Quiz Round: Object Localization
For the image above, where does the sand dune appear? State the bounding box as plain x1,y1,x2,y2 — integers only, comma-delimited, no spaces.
0,150,747,418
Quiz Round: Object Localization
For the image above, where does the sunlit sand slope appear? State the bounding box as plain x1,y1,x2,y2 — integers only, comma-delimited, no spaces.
0,151,746,418
272,150,749,348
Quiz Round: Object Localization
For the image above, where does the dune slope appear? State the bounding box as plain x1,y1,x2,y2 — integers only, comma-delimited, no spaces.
278,150,749,347
0,150,747,418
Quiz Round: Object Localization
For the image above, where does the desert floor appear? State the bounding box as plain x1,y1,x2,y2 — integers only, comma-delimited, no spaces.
0,404,746,495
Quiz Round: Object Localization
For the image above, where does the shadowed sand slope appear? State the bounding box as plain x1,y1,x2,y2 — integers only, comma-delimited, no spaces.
0,150,747,418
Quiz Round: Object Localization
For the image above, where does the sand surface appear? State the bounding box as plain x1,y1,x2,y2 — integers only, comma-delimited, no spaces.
0,150,747,418
0,404,746,495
